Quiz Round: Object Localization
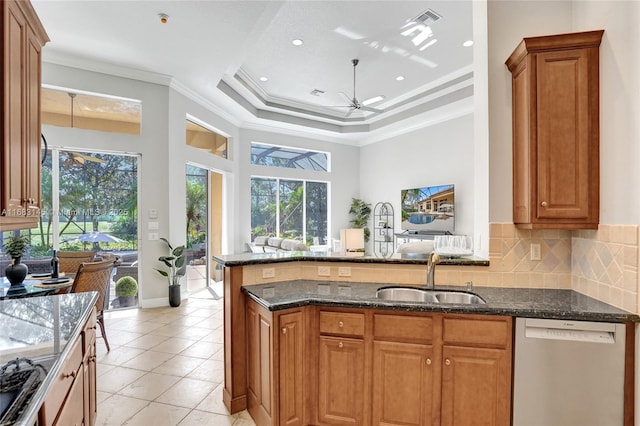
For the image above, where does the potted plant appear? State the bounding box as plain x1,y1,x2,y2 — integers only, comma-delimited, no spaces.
3,235,30,285
155,237,186,307
115,276,138,307
349,198,372,242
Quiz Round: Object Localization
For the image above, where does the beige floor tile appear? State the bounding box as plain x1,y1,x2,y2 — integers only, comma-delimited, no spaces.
97,345,146,366
156,377,218,408
122,350,175,371
97,366,147,393
195,384,231,415
96,363,116,377
210,347,224,361
105,330,146,346
124,333,170,350
122,401,190,426
178,409,237,426
152,337,198,354
187,358,224,383
152,354,205,377
118,372,181,401
150,324,193,338
180,341,221,359
178,326,213,340
96,394,148,426
96,391,112,404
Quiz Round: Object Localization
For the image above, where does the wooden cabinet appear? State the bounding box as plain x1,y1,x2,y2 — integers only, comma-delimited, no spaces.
39,308,97,426
506,30,603,229
1,0,49,231
83,309,98,426
440,315,512,426
246,298,306,426
246,298,512,426
317,310,366,425
371,314,435,426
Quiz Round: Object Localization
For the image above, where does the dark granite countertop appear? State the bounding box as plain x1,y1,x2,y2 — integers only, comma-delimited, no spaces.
242,280,640,323
0,292,98,425
214,251,489,267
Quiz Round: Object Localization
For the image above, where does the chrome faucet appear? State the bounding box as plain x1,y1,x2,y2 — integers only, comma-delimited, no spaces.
426,252,441,290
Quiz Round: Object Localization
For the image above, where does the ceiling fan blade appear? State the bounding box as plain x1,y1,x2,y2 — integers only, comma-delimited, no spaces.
360,106,384,114
339,91,354,105
344,108,355,118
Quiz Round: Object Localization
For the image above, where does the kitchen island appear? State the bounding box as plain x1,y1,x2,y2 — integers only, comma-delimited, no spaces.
214,252,639,425
0,292,98,426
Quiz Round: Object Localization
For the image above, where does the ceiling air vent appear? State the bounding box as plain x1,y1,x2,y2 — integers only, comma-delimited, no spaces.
310,89,325,96
413,9,442,25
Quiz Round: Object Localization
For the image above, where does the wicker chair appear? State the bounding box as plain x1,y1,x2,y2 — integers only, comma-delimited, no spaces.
70,259,116,351
58,250,97,274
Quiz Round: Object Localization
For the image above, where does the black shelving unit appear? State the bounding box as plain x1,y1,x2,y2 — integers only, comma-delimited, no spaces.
373,202,394,256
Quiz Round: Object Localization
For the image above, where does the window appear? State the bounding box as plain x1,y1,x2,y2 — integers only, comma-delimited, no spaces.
251,142,329,171
186,119,228,159
251,177,328,245
41,86,141,135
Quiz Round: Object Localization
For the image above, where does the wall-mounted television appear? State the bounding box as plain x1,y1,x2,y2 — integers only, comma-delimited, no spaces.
401,184,455,234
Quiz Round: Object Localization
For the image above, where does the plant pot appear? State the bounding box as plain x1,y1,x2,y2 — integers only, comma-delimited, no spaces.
5,257,28,286
118,296,136,308
169,284,181,307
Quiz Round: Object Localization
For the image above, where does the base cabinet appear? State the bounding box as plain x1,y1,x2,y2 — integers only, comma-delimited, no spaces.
246,299,306,426
245,298,512,426
39,308,97,426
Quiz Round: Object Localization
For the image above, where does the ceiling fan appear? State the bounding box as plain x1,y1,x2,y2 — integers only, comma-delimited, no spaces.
333,59,385,118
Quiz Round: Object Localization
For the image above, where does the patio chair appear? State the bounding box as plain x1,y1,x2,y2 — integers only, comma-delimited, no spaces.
70,258,116,351
58,250,97,274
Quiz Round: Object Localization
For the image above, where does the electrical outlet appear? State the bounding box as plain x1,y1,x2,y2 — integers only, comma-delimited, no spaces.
318,266,331,276
530,243,541,261
262,268,275,278
338,267,352,277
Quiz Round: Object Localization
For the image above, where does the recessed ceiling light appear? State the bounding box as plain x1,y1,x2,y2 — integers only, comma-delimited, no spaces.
291,39,304,46
259,77,268,82
396,76,405,81
463,40,474,47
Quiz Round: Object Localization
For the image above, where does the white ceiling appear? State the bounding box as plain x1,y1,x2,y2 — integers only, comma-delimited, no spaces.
32,0,474,142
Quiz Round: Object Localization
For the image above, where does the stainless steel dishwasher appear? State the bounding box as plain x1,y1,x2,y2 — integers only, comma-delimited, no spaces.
513,318,626,426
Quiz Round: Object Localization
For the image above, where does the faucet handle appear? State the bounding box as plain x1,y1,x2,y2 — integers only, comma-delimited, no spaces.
429,252,440,264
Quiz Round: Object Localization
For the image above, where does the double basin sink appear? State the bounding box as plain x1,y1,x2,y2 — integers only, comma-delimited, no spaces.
376,286,486,305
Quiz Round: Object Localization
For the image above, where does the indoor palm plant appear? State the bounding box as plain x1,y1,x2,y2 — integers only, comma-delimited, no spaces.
348,198,372,242
3,235,30,285
155,237,186,307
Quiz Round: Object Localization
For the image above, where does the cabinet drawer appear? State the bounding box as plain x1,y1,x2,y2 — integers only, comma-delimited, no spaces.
443,316,511,349
40,337,83,425
374,314,433,343
319,311,364,337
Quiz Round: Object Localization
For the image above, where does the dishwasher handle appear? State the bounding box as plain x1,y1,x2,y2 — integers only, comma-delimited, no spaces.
523,318,617,344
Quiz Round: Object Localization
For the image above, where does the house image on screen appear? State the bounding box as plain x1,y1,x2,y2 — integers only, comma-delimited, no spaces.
401,184,455,233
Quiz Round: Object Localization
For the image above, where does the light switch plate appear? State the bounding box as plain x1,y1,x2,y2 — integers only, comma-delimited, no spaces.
262,268,275,278
148,232,159,241
338,267,351,277
318,266,331,276
530,243,541,261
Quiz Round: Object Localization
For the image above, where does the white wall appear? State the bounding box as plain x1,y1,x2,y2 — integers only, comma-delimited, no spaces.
237,128,361,250
488,0,640,225
359,113,475,239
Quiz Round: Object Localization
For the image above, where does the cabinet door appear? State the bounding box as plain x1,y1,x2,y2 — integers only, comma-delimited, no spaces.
3,1,28,215
246,300,274,426
440,346,510,426
278,311,304,426
317,336,365,425
371,341,433,426
53,364,85,426
536,48,593,221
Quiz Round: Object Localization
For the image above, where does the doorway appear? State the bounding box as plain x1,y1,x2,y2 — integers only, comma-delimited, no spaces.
185,164,223,299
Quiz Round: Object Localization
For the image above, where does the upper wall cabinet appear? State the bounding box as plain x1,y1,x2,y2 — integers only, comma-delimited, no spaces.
1,0,49,231
506,30,603,230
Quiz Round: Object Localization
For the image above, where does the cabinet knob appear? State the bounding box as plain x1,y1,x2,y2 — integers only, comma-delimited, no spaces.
338,342,344,348
282,328,287,334
445,359,451,366
338,321,344,328
541,201,548,207
63,370,76,379
426,358,432,365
